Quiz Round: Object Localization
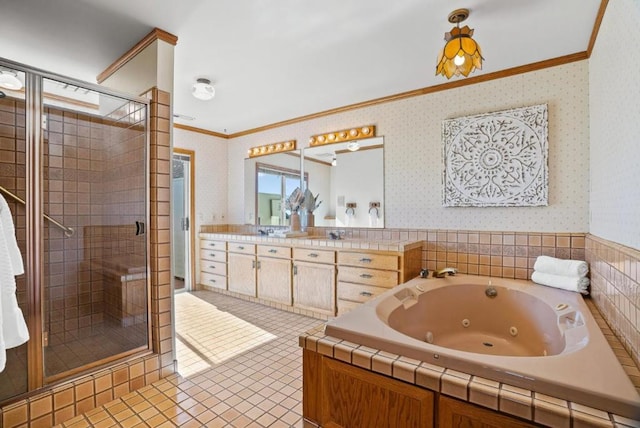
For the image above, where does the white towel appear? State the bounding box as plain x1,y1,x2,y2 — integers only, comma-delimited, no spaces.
531,271,590,294
0,195,29,372
533,255,588,278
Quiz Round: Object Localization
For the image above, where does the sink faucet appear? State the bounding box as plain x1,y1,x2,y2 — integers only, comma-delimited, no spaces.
433,267,457,278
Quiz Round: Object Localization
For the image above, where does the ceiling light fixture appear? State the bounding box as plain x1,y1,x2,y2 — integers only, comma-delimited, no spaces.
192,78,215,101
436,8,483,79
0,70,23,90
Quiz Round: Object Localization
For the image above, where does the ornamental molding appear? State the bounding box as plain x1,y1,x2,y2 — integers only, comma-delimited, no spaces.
442,104,548,207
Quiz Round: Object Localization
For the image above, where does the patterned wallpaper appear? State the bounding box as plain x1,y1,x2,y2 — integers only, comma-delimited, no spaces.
589,0,640,251
227,61,590,232
173,128,229,230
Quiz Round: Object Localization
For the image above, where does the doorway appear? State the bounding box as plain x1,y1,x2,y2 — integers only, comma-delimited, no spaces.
172,149,195,292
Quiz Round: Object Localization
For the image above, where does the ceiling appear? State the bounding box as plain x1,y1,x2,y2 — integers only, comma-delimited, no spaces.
0,0,603,136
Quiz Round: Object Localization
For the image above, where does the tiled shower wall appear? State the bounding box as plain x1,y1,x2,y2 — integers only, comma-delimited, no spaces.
0,89,173,427
43,107,107,354
586,235,640,368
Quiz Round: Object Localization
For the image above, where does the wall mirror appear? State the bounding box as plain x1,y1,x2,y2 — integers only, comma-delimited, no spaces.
302,136,384,228
244,151,305,226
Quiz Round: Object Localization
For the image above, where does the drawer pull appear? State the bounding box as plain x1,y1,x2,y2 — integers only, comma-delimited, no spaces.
308,253,319,258
209,265,216,269
268,249,278,253
209,253,216,257
209,243,216,247
359,257,373,263
360,273,373,279
237,245,245,250
360,291,373,297
209,279,216,283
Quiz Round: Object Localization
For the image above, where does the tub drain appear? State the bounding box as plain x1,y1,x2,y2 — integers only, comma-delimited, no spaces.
483,342,494,347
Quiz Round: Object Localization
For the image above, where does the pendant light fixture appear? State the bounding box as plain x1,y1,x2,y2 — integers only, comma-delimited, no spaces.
436,8,484,79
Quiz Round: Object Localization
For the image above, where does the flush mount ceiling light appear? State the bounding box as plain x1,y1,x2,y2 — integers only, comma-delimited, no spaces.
346,141,360,152
0,70,23,90
436,8,484,79
192,78,215,101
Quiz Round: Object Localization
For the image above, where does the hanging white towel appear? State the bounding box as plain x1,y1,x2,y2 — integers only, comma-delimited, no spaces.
0,194,29,372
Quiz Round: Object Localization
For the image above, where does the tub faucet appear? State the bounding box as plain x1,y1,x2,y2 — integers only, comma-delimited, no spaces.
433,267,457,278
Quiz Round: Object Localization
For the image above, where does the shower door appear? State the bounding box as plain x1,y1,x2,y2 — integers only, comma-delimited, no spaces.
41,76,150,381
0,58,150,401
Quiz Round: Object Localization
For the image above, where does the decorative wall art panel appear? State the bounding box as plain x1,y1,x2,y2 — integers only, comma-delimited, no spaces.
442,104,549,207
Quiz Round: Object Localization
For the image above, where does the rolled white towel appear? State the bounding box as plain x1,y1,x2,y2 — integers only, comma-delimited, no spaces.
531,271,590,295
533,255,588,278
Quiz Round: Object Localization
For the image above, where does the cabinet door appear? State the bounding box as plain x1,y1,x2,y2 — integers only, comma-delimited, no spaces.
228,253,256,296
322,357,434,428
438,396,537,428
293,261,336,316
257,257,292,305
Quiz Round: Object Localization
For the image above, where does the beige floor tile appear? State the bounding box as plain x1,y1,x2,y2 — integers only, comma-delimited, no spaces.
54,291,320,428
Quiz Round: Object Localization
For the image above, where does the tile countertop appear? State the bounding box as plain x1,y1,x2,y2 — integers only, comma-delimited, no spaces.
198,232,424,252
299,298,640,428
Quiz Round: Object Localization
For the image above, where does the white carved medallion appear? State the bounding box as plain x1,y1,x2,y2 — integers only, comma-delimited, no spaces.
442,104,548,207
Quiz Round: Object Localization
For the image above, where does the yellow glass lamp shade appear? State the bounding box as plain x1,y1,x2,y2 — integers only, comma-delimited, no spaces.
436,25,483,79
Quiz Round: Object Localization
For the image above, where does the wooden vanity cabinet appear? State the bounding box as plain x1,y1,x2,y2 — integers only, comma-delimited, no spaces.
227,242,257,297
199,238,227,290
293,248,336,316
336,247,421,315
256,244,292,305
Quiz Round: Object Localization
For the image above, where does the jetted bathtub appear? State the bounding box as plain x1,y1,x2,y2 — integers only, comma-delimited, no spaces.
324,274,640,419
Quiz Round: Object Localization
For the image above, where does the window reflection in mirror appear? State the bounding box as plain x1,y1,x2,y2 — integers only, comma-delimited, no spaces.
303,136,384,228
256,163,307,226
243,151,303,225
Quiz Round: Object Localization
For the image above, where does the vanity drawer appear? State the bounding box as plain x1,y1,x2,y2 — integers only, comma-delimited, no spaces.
200,239,227,251
200,260,227,276
293,248,335,264
257,245,291,259
337,299,361,316
338,251,399,271
201,249,226,262
228,242,256,255
337,282,388,303
201,272,226,290
338,266,398,288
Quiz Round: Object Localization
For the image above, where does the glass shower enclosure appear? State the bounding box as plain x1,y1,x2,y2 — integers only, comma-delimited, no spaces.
0,58,150,401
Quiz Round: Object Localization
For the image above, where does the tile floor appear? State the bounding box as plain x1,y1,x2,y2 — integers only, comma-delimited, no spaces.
56,291,322,427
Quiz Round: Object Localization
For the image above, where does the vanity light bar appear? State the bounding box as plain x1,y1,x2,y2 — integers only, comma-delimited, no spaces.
308,125,376,147
247,140,297,158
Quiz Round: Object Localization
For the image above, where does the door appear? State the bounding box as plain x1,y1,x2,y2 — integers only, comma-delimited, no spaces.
172,150,194,292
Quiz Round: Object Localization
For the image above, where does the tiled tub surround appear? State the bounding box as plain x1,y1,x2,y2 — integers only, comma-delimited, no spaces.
324,274,640,419
301,302,640,427
587,234,640,370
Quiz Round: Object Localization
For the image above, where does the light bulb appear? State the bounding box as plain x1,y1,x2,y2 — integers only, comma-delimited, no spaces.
454,54,466,66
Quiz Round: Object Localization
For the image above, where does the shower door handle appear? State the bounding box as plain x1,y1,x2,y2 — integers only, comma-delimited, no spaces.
181,217,190,231
135,221,146,236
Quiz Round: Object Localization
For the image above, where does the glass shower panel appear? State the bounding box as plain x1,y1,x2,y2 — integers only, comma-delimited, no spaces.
41,78,148,379
0,67,28,401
